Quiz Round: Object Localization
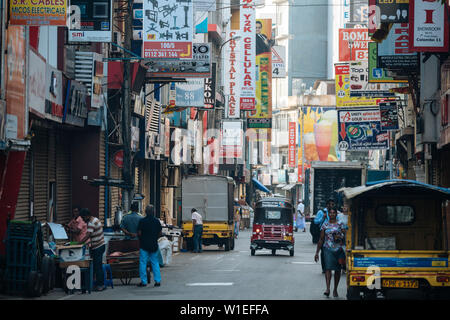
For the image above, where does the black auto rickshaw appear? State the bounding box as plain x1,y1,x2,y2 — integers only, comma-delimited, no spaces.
250,197,295,256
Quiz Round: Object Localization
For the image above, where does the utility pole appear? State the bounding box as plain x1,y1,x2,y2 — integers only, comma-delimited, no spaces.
121,0,133,212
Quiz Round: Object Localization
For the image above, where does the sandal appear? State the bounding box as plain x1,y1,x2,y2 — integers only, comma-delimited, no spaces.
333,291,339,298
323,290,330,297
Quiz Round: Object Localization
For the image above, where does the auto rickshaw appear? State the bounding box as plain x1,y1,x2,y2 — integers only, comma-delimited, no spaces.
340,180,450,300
250,197,295,256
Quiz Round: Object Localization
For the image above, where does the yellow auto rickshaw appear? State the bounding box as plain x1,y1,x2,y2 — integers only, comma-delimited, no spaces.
340,180,450,300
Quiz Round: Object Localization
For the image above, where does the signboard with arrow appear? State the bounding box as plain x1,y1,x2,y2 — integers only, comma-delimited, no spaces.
337,107,389,151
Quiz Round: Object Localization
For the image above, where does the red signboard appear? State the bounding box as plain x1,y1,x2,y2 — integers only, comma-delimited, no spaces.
288,122,296,168
339,28,370,61
113,150,124,168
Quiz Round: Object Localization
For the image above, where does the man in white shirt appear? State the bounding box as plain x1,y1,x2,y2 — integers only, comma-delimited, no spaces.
297,200,306,232
191,208,203,253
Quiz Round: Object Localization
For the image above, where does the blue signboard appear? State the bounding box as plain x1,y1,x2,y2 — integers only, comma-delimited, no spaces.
175,79,205,108
337,108,389,151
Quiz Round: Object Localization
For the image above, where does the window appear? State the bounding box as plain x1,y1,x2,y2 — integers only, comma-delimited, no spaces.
375,205,415,225
267,210,281,219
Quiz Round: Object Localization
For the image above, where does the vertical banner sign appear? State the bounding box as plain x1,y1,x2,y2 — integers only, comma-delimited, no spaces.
248,18,272,128
9,0,67,26
143,0,193,59
204,63,216,109
272,46,286,78
339,28,370,61
221,120,243,159
225,30,241,118
288,122,296,168
28,50,47,118
410,0,449,52
379,101,399,130
5,26,26,141
240,0,256,111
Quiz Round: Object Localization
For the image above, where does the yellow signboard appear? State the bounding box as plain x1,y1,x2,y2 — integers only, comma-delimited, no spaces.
335,63,380,107
10,0,67,26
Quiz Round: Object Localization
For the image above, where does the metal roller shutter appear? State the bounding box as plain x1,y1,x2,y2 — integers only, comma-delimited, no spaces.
33,128,49,224
14,151,31,221
56,130,71,225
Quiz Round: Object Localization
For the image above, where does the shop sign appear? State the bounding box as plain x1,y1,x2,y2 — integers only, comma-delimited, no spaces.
272,46,286,78
68,0,113,42
9,0,67,26
338,28,370,61
224,30,241,118
239,0,256,111
175,79,204,107
63,80,88,127
349,61,396,97
45,64,64,123
410,0,449,52
5,26,27,141
337,108,389,151
142,0,193,59
203,63,216,110
221,120,243,159
113,150,124,168
368,42,408,83
377,23,418,70
28,49,46,118
375,0,409,24
335,64,380,107
144,43,211,78
379,101,399,130
288,122,296,168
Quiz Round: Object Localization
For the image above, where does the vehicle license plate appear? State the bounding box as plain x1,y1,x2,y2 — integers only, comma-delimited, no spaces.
265,241,279,243
382,279,419,288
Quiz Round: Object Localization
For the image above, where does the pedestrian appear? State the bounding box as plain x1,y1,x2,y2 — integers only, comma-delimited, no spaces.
120,201,143,239
66,205,88,243
297,200,306,232
191,208,203,252
314,207,346,298
79,208,106,292
312,198,335,273
234,206,240,239
137,204,162,287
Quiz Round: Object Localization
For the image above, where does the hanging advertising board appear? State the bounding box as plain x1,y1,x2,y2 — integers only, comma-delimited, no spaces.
335,64,380,108
143,43,211,78
221,120,243,159
68,0,113,42
28,49,47,118
338,28,370,62
239,0,256,111
142,0,193,59
63,80,88,127
349,61,396,97
203,63,216,109
378,23,419,70
410,0,449,52
248,18,272,127
9,0,67,26
175,79,204,107
375,0,409,24
337,108,389,151
288,122,296,168
368,42,408,83
224,30,241,118
379,101,399,130
5,26,27,141
45,64,64,123
272,46,286,78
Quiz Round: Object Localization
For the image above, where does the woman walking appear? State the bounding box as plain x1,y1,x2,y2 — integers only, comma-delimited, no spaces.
314,207,346,298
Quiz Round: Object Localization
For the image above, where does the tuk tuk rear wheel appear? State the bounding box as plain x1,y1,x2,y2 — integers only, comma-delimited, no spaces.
251,248,255,256
271,249,276,256
289,249,294,257
224,238,231,251
346,287,362,300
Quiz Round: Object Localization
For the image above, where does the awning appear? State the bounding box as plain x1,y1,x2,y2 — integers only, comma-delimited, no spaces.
252,178,271,194
282,184,296,191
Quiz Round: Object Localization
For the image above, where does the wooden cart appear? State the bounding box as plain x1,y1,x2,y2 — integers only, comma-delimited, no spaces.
106,239,151,285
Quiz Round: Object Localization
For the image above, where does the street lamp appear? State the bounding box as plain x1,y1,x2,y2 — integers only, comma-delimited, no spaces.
218,35,242,57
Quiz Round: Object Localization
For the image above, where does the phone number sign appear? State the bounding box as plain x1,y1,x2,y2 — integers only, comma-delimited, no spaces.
142,0,194,59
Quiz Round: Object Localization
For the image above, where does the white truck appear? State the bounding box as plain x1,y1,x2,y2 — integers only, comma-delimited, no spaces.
181,175,236,251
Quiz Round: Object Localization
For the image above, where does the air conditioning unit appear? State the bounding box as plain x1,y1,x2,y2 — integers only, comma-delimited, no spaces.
111,31,122,52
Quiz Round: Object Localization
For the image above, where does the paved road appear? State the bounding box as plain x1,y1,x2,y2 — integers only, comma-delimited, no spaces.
3,223,348,300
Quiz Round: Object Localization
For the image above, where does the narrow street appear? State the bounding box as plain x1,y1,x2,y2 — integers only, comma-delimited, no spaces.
17,224,346,301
